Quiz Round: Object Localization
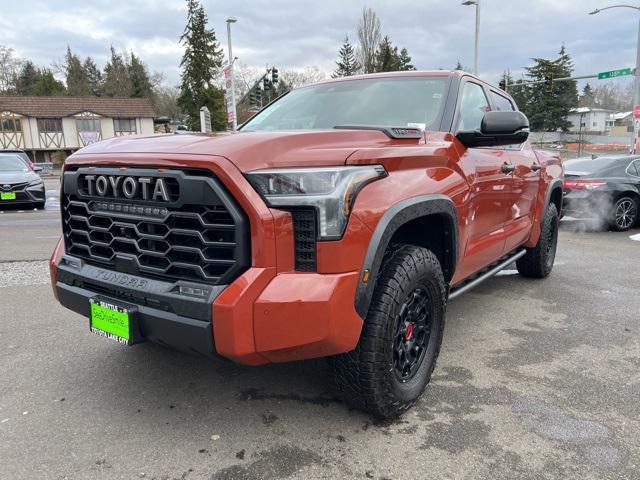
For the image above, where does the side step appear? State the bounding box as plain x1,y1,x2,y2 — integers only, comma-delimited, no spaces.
448,249,526,301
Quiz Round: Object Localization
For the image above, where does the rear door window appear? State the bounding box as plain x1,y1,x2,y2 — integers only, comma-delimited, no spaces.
628,160,640,177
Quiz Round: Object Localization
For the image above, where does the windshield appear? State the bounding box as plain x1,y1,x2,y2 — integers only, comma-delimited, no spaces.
0,154,29,172
242,76,448,132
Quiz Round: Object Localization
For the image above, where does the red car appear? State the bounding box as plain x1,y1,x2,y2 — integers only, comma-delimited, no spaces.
50,71,563,418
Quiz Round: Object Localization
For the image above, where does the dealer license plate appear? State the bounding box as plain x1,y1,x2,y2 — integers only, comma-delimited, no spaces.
89,298,134,345
0,192,16,200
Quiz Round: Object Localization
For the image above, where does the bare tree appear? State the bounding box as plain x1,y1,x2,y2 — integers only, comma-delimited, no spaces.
281,66,327,89
0,45,22,93
357,7,381,74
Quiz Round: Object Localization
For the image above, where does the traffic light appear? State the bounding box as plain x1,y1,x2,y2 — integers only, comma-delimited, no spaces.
263,76,272,90
271,67,278,84
255,87,262,104
249,89,257,106
498,79,506,90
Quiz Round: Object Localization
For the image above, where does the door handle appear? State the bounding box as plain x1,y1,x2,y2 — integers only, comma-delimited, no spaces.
501,163,515,174
531,163,542,172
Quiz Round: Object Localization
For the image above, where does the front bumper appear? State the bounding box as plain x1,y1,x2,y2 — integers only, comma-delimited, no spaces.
51,240,364,365
0,183,45,205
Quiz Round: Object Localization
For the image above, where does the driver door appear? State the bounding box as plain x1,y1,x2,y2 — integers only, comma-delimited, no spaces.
453,80,512,281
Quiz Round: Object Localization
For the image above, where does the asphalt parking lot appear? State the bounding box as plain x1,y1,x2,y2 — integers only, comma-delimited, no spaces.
1,182,639,480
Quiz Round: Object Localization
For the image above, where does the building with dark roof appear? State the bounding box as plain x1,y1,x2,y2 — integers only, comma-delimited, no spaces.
0,96,156,162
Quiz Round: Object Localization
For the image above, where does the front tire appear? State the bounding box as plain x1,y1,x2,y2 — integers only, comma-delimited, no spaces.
610,196,637,232
517,203,559,278
328,245,446,418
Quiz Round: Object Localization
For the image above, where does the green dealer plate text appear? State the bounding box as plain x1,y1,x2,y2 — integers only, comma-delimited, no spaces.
90,299,131,345
1,192,16,200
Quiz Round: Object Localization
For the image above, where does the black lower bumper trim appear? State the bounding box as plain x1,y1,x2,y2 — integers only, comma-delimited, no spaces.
56,281,223,360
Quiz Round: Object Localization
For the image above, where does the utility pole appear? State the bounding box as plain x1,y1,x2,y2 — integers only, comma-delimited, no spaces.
462,0,480,75
226,17,238,131
589,5,640,152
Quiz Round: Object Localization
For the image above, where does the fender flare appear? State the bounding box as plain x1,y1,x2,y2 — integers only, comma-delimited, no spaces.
354,194,458,318
544,178,564,216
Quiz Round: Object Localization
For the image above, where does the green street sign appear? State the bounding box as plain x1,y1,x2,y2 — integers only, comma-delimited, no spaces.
598,68,633,80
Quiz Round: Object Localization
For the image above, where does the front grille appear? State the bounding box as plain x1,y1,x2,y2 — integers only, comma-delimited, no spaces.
291,209,317,272
61,168,249,286
2,182,28,192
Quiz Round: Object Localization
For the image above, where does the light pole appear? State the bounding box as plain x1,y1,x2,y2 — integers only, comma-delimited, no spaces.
226,17,238,131
462,0,480,76
590,4,640,153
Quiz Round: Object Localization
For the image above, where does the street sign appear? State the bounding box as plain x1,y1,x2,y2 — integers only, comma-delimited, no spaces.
598,68,632,80
634,105,640,120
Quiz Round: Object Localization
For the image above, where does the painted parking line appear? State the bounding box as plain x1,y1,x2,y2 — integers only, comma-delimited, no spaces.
630,233,640,242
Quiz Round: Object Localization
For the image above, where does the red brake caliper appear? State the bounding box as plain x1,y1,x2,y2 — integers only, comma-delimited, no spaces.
405,323,414,341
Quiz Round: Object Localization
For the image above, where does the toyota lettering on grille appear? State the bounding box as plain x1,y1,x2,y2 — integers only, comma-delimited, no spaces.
82,175,170,202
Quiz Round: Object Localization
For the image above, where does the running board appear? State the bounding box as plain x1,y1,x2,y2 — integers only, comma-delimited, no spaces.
448,249,527,301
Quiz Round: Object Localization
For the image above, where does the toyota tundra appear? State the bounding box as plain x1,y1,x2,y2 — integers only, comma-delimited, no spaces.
50,71,563,418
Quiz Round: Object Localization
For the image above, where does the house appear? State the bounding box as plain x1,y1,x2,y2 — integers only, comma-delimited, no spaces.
608,111,633,137
567,107,615,135
0,96,156,162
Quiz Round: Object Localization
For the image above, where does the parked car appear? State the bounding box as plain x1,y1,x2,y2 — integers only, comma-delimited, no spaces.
50,71,563,418
0,152,46,209
0,148,40,171
563,155,640,231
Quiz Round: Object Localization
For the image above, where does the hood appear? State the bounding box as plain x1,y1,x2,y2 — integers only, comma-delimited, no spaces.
73,129,418,172
0,170,39,184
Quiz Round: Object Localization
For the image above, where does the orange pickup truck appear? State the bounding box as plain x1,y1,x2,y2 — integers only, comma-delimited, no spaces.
51,71,563,417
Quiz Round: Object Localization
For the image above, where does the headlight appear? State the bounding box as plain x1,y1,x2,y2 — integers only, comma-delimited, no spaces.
246,166,387,239
28,178,44,187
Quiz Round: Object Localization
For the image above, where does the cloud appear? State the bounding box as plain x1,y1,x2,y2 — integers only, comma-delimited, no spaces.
0,0,637,86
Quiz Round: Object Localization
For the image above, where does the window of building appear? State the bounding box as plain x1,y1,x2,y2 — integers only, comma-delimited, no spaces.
76,118,100,132
592,122,597,127
114,118,137,134
37,118,63,133
489,91,515,111
0,118,21,132
456,82,490,132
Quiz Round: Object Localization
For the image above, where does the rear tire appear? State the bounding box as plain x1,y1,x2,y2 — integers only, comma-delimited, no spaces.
609,196,637,232
328,245,446,419
517,203,559,278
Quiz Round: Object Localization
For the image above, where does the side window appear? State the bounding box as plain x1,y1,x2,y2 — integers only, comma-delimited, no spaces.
456,82,490,132
628,160,640,177
490,91,515,111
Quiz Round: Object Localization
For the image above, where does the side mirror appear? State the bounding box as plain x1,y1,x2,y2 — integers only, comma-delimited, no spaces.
32,165,43,173
456,111,529,148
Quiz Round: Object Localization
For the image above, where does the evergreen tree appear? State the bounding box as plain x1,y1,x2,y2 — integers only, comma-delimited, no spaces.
83,57,104,96
522,45,578,132
31,69,66,96
103,46,132,97
14,61,42,95
374,36,400,72
455,60,464,71
178,0,226,130
64,47,91,96
128,52,153,98
579,83,597,108
332,36,360,78
397,48,415,71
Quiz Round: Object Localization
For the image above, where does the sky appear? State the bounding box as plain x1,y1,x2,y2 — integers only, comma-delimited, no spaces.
0,0,638,88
